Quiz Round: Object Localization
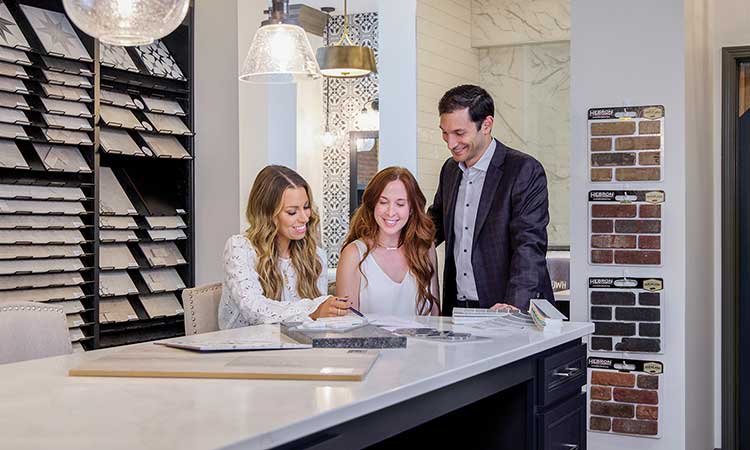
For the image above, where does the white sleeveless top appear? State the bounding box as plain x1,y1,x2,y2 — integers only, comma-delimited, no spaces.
353,240,419,317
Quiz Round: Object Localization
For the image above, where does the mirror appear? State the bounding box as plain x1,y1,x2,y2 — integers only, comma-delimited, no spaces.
348,130,379,216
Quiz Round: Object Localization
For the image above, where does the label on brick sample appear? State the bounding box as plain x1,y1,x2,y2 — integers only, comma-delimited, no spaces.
589,191,664,266
589,277,664,354
588,105,664,182
587,357,663,438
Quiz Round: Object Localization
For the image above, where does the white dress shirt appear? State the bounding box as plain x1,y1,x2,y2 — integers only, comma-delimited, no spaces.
453,139,496,301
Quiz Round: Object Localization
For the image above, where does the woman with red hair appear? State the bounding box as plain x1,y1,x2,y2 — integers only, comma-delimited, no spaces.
336,167,440,316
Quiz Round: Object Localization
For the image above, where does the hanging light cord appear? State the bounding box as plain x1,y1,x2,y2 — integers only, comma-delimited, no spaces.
334,0,354,46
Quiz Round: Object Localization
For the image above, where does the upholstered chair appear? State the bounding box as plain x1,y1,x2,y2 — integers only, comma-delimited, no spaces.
0,302,72,364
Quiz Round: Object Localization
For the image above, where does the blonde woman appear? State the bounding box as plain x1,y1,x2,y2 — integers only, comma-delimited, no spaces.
218,165,349,329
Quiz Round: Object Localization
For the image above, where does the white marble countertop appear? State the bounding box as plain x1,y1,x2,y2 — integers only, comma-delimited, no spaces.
0,317,593,450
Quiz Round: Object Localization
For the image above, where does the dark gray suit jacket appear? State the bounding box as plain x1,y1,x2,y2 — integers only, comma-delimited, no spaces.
428,138,554,314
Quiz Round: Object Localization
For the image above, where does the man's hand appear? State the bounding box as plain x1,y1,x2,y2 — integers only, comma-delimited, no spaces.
489,303,519,312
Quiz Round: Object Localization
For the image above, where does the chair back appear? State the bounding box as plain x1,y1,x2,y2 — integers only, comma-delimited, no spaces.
0,302,72,364
182,282,222,335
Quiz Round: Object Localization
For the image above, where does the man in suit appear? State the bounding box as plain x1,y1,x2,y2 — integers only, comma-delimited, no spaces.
428,85,554,315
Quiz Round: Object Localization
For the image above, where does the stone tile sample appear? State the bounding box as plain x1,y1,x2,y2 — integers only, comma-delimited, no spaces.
589,191,664,266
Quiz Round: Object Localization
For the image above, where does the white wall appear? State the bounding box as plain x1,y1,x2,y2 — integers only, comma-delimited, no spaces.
378,0,417,173
194,0,241,284
570,1,696,449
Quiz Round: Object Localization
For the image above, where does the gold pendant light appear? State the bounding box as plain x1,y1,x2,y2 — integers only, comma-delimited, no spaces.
316,0,377,78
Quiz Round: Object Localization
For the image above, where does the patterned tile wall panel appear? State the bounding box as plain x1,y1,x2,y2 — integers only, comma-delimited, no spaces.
322,13,378,266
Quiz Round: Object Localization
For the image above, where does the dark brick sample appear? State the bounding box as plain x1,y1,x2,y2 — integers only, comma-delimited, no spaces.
636,405,659,420
637,375,659,389
591,386,612,400
639,204,661,218
592,152,636,167
614,250,661,265
639,323,660,337
590,401,635,418
594,322,636,336
614,219,661,234
591,291,636,305
615,307,660,322
591,250,613,264
590,416,612,431
591,306,612,320
638,235,661,249
613,388,658,404
639,292,660,305
591,235,636,249
591,371,635,387
612,418,658,435
614,338,661,353
592,219,613,233
592,204,637,218
591,337,613,351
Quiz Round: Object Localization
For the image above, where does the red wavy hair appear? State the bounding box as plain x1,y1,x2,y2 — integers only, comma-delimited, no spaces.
342,167,438,315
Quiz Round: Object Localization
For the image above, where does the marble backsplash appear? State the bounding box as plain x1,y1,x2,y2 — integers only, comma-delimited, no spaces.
479,41,570,246
472,0,570,47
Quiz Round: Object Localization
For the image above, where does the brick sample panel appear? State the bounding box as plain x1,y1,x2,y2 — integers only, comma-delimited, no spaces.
589,277,664,353
589,105,664,182
588,357,663,438
589,190,664,266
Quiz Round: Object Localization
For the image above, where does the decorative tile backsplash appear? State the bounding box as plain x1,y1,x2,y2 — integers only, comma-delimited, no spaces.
321,13,379,266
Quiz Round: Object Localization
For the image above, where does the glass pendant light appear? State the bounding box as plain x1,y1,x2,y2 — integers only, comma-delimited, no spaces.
239,0,320,84
316,0,376,78
63,0,189,46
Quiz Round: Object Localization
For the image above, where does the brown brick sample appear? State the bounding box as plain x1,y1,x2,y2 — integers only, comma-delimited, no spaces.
591,235,637,249
615,136,661,150
591,250,613,264
615,219,661,234
638,235,661,249
592,152,636,167
636,405,659,420
591,168,612,181
591,385,612,400
613,388,658,404
637,375,659,389
592,219,613,233
614,250,660,265
639,204,661,218
591,371,635,387
591,137,612,151
592,204,637,218
639,121,661,134
590,401,635,418
590,416,612,431
615,167,661,181
638,151,661,165
612,418,658,435
591,121,636,136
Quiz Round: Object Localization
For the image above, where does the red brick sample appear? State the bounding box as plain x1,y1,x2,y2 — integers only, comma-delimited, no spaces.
588,358,663,438
589,105,664,182
589,191,664,266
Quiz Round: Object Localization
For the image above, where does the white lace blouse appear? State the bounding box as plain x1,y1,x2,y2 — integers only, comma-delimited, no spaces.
218,234,329,329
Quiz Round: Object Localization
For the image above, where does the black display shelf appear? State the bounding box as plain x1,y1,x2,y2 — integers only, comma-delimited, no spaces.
0,0,194,350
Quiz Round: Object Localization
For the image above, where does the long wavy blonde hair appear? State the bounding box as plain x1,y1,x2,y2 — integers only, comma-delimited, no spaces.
245,165,322,300
343,167,438,315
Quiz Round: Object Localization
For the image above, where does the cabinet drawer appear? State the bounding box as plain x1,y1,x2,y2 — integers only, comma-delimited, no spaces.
537,392,586,450
538,343,586,407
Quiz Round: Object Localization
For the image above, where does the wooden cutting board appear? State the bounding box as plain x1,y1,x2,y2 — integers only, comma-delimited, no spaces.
69,345,380,381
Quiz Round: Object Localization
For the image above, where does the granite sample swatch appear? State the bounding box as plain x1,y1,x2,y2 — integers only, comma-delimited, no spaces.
0,3,30,50
0,105,26,124
41,56,92,76
100,89,136,108
0,229,85,244
0,74,27,94
0,271,84,289
40,83,91,102
589,105,664,182
41,114,91,131
139,292,183,318
11,286,85,302
0,139,27,169
43,129,92,146
589,277,663,353
147,228,186,241
40,98,91,117
99,270,138,297
32,144,90,172
100,105,146,130
588,357,663,438
139,267,185,293
99,167,137,215
141,96,185,116
0,61,27,78
100,244,138,270
100,43,139,72
139,133,190,158
0,215,84,229
0,244,84,259
589,190,664,266
99,297,138,323
99,128,145,156
99,216,138,230
138,241,186,267
0,184,85,200
99,229,138,243
143,112,191,135
0,257,83,275
145,216,186,229
20,5,91,62
135,40,185,80
0,46,29,65
0,92,28,110
0,199,85,215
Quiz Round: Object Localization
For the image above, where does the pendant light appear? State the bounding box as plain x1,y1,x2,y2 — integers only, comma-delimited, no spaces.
239,0,321,84
316,0,376,78
62,0,189,46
